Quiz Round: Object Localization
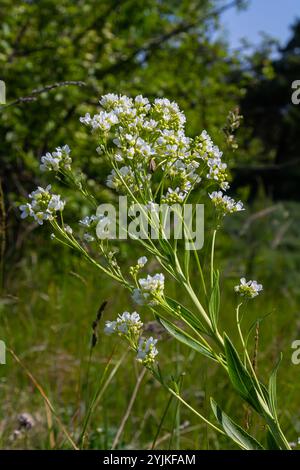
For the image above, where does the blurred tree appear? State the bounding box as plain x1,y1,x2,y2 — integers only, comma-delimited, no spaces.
232,20,300,201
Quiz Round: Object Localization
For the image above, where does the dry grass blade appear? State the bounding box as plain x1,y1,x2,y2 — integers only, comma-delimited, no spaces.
44,402,56,449
111,368,147,450
8,348,78,450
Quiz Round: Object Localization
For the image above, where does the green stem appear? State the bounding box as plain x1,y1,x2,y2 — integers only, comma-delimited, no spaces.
236,304,291,450
165,386,225,437
182,279,224,350
211,229,217,288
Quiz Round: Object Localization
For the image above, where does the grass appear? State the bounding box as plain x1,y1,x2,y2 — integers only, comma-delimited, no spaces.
1,213,300,449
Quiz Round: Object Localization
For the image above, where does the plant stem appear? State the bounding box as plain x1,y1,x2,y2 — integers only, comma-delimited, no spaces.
151,394,174,449
111,368,146,450
165,386,225,437
210,229,217,288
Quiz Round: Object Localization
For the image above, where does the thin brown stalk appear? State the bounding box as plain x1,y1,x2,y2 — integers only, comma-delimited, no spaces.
111,368,146,450
44,402,56,449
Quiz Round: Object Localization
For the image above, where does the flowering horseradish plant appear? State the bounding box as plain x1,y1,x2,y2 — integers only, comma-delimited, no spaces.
20,94,291,450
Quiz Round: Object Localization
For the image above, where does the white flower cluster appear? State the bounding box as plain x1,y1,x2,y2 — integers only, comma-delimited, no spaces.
104,311,158,365
132,273,165,306
19,185,65,225
79,213,111,242
79,110,119,131
79,94,214,202
104,311,143,336
161,187,187,204
234,277,263,299
137,337,158,365
79,214,100,228
194,131,229,190
151,98,186,130
80,214,100,242
209,191,244,215
40,145,71,172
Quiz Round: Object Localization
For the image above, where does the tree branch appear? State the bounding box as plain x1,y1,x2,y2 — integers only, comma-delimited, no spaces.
1,81,87,109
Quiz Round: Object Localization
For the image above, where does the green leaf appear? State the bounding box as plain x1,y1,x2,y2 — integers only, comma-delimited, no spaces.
209,270,220,330
224,334,261,413
158,317,216,361
268,354,282,420
266,430,281,450
211,398,264,450
165,296,206,333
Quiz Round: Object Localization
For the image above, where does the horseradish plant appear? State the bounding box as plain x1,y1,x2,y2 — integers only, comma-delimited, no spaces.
20,94,290,450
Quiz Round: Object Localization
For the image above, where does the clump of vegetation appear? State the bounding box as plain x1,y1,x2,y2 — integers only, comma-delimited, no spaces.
19,94,292,449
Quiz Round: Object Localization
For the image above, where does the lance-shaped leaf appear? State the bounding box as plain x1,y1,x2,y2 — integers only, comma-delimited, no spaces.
158,316,216,361
265,430,281,450
224,334,261,413
165,296,206,333
268,354,282,420
211,398,264,450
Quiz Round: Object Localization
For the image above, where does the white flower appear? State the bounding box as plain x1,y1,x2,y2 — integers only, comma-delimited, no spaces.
47,194,65,212
79,113,92,125
79,214,100,228
19,185,65,225
118,311,143,334
137,337,158,364
134,95,150,109
19,202,33,220
40,152,60,171
139,273,165,293
132,273,165,305
104,311,143,336
104,320,117,335
80,110,119,131
99,93,122,110
161,187,187,204
137,256,148,267
40,145,71,172
135,137,155,159
209,191,244,215
234,277,263,299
